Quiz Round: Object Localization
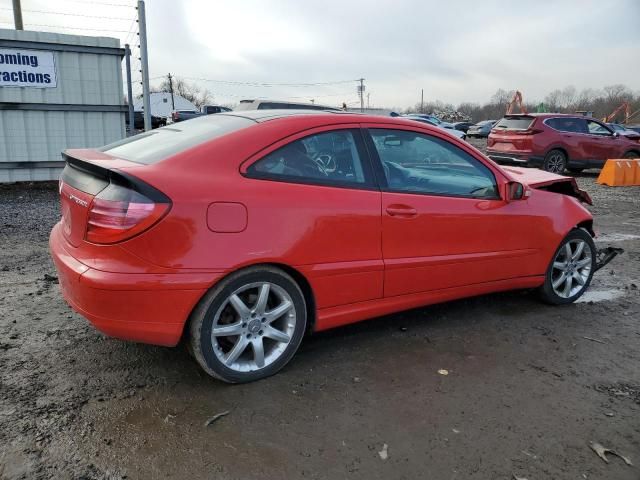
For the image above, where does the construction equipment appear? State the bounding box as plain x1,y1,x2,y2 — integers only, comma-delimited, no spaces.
603,102,630,123
506,90,527,115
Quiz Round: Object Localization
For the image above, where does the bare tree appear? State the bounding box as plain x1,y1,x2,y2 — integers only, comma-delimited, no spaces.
150,77,214,108
560,85,577,109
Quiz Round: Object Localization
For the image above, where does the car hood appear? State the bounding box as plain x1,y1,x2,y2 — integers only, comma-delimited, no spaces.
501,166,592,204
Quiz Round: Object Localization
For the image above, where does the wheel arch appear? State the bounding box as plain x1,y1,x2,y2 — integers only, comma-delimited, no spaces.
545,145,569,160
180,262,317,346
576,219,595,237
623,149,640,158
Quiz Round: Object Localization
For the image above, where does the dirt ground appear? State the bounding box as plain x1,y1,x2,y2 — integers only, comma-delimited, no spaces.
1,139,639,479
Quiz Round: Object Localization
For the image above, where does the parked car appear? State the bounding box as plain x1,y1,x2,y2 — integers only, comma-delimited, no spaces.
467,120,497,138
406,114,456,129
453,121,474,133
52,110,603,383
487,114,640,173
235,99,336,111
171,105,232,123
403,114,466,140
607,123,638,136
125,111,166,130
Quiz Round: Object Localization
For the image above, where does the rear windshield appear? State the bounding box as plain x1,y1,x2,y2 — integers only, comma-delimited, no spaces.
100,114,254,164
494,117,534,130
256,102,331,111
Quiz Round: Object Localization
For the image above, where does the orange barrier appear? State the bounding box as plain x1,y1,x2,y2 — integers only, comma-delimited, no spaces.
596,159,640,186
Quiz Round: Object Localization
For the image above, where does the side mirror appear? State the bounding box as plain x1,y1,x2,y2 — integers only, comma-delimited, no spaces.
506,181,527,201
612,131,619,138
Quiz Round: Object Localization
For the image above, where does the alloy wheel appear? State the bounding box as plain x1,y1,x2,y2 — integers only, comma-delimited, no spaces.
210,282,296,372
551,239,592,298
545,153,566,173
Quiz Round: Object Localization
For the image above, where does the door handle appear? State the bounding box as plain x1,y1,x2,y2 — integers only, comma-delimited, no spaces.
386,205,417,217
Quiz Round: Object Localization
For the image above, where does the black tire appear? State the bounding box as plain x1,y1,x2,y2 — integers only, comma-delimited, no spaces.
542,149,567,174
539,228,596,305
567,167,584,174
189,266,307,383
623,151,639,159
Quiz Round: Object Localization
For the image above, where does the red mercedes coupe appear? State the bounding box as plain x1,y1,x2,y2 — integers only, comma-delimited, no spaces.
51,110,599,383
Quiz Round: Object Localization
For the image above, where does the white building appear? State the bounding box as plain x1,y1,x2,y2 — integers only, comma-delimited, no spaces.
134,92,197,118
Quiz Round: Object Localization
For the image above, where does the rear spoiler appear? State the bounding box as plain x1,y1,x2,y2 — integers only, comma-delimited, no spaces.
61,151,169,202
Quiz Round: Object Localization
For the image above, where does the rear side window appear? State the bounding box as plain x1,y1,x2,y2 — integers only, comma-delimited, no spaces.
494,117,534,130
100,114,254,164
546,117,586,133
247,129,371,187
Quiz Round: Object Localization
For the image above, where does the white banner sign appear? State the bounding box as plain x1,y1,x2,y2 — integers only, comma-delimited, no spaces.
0,49,57,88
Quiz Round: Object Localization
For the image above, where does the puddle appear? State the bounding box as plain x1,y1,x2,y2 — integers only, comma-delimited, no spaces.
576,289,624,303
595,233,640,243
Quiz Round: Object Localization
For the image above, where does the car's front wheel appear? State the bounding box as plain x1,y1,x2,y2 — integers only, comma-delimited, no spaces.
189,266,307,383
542,149,567,174
539,228,596,305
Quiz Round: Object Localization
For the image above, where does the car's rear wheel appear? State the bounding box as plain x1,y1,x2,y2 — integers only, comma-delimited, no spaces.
623,151,639,159
539,229,595,305
189,266,307,383
543,149,567,174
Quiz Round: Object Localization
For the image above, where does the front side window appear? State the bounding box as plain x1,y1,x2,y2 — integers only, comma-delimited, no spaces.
587,120,612,135
369,129,498,199
248,130,369,186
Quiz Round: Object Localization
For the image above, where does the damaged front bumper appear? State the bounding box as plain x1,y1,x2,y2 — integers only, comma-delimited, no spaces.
594,247,624,272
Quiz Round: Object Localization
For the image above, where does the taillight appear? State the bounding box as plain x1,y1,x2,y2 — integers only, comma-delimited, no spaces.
86,183,170,244
517,128,543,135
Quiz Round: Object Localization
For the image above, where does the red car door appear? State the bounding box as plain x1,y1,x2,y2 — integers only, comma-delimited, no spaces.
240,126,384,309
364,125,547,297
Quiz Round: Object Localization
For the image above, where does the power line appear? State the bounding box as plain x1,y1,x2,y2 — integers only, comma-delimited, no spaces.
0,7,132,20
180,76,360,88
48,0,135,7
0,22,131,33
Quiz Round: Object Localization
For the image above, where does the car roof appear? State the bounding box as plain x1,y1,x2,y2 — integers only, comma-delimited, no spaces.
502,113,598,119
216,109,426,125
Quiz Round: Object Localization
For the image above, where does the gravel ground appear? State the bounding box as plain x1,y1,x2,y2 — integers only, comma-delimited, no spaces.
1,142,639,479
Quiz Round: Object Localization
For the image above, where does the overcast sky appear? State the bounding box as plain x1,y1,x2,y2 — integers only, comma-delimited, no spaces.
1,0,639,108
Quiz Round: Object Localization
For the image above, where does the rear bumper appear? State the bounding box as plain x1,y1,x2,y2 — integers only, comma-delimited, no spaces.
49,223,220,346
487,151,544,167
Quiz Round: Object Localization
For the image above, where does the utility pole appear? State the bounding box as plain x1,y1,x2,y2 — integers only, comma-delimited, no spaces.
124,44,135,136
167,73,175,111
137,0,152,131
358,78,365,113
12,0,23,30
421,89,424,113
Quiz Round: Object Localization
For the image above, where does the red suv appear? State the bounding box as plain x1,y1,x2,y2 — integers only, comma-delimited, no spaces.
487,114,640,173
